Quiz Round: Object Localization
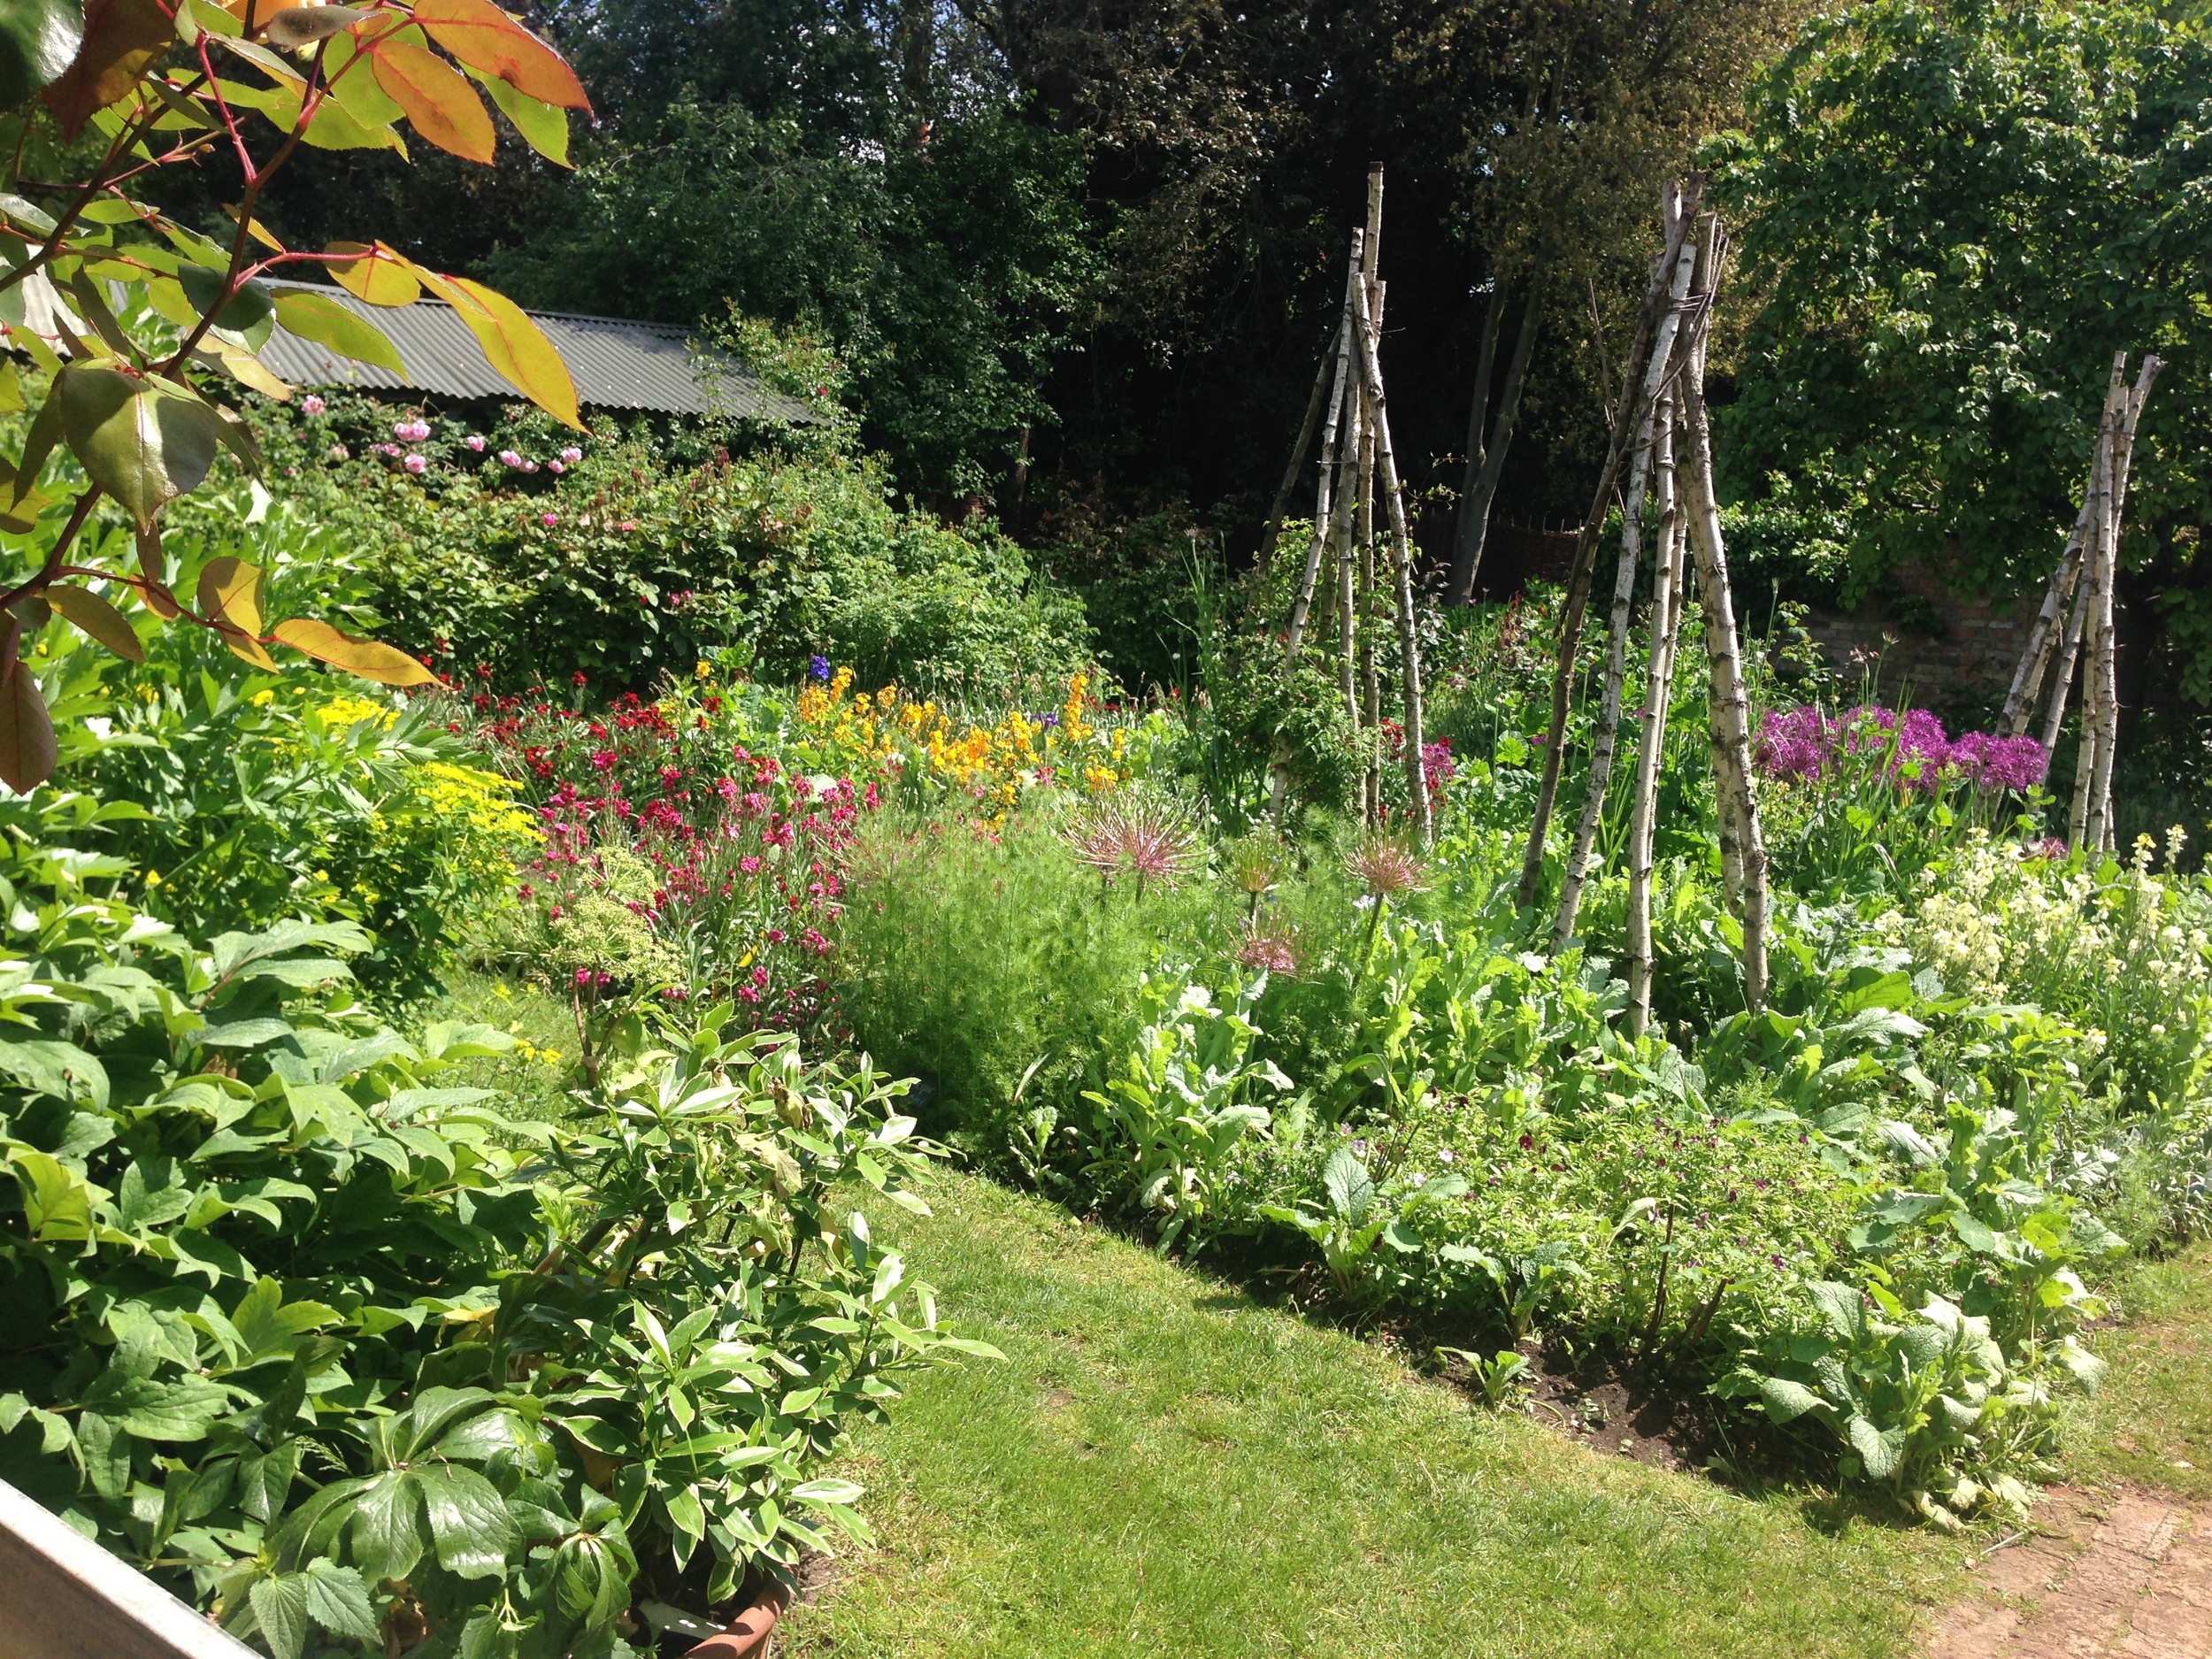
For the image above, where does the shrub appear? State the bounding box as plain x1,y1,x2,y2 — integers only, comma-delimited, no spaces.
0,818,988,1648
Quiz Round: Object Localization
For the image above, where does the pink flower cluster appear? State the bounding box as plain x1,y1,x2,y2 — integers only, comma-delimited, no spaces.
393,419,431,442
1756,705,2047,793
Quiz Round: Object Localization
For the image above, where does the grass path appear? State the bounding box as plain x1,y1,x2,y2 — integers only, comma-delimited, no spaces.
780,1173,1964,1658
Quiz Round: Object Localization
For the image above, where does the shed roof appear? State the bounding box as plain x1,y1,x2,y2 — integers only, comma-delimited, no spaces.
257,281,817,422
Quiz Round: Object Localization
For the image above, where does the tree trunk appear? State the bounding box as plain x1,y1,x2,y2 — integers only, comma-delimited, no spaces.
1345,232,1432,846
1553,196,1701,949
1516,178,1703,910
1627,391,1685,1037
1445,274,1545,605
1678,217,1770,1013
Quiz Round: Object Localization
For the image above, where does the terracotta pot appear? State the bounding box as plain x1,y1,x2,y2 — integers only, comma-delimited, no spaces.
678,1585,792,1659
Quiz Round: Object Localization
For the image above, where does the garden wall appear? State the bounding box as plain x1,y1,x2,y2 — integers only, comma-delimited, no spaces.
1800,561,2038,710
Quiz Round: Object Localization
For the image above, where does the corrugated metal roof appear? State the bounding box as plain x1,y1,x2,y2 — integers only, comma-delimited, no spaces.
257,280,818,422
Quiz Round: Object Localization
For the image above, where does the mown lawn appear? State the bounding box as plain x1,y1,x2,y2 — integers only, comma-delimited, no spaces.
2067,1240,2212,1504
779,1173,1965,1659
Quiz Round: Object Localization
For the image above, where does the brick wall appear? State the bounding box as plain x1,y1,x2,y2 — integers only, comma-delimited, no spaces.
1800,564,2038,711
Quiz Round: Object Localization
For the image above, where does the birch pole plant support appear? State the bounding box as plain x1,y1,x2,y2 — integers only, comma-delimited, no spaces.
2003,353,2161,740
1677,217,1771,1012
1553,181,1701,948
1345,228,1432,846
1516,176,1702,909
1626,388,1687,1035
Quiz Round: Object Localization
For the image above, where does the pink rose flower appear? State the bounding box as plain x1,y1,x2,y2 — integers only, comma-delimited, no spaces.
403,453,426,473
301,395,326,416
465,434,487,452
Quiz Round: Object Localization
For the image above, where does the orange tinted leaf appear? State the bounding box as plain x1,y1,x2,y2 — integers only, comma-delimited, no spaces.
367,35,494,162
43,0,174,138
326,241,421,307
416,269,580,429
48,584,144,661
272,618,437,686
411,0,587,111
0,626,57,792
196,555,265,637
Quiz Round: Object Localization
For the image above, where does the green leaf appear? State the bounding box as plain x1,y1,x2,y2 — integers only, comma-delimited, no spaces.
230,1277,340,1361
790,1477,865,1506
0,0,85,110
1756,1376,1825,1424
270,290,407,375
1846,1413,1905,1482
299,1560,379,1643
348,1470,426,1583
250,1571,311,1659
57,367,221,529
176,266,274,349
472,67,570,165
1322,1145,1372,1224
238,1439,300,1523
417,1464,512,1580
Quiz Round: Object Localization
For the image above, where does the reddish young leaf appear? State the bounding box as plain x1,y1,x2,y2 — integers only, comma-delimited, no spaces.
0,624,58,793
136,525,180,618
272,618,437,686
326,242,422,308
42,0,173,137
410,0,588,111
367,35,495,162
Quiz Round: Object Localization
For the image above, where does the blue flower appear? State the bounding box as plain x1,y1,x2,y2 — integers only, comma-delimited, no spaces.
809,656,831,680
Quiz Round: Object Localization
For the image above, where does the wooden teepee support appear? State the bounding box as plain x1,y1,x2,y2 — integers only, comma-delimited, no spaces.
1552,180,1702,949
1533,181,1772,1014
1516,177,1703,911
1625,385,1687,1034
1267,171,1431,843
1677,212,1770,1012
1995,351,2159,856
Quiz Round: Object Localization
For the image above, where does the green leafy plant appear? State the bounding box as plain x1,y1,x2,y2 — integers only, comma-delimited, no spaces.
1259,1144,1468,1302
1721,1280,2091,1525
1079,967,1289,1254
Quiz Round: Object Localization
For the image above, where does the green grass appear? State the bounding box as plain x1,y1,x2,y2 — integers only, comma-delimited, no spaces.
780,1173,1964,1659
2065,1240,2212,1503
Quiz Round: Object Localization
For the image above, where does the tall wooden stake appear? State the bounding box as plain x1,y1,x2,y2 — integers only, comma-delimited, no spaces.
1285,247,1360,663
1626,391,1686,1036
2070,382,2123,851
1554,181,1700,949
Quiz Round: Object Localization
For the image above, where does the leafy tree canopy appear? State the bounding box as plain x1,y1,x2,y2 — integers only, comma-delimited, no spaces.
1709,0,2212,603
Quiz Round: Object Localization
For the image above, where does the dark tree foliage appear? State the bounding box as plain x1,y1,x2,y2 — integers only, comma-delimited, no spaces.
157,0,1807,522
